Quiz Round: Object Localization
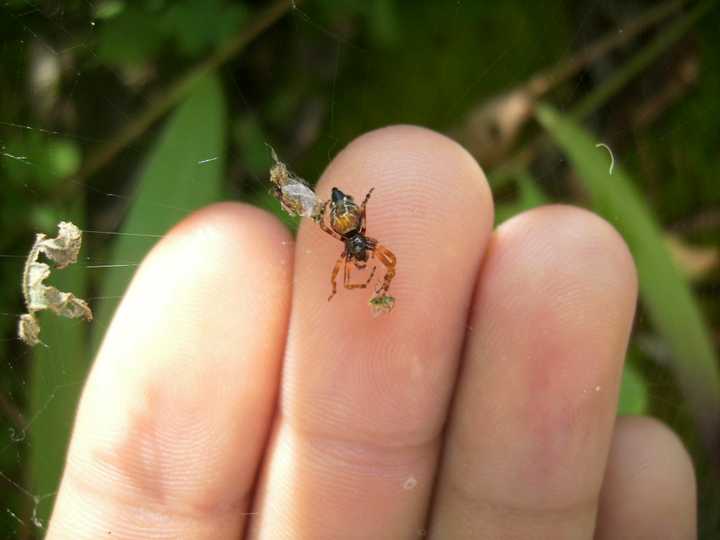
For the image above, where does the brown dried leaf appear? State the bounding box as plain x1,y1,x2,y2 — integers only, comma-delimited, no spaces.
665,233,719,279
452,88,535,167
36,221,83,269
18,221,92,347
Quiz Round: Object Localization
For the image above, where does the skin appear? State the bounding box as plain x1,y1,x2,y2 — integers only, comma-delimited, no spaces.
47,126,696,539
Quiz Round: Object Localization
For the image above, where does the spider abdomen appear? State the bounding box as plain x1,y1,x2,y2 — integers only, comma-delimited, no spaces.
331,209,361,236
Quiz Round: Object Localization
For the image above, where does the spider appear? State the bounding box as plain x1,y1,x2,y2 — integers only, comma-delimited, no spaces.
316,187,396,303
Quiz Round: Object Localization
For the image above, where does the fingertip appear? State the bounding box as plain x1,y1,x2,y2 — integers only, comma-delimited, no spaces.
596,416,696,539
151,201,294,282
88,202,292,383
89,199,295,426
493,204,638,328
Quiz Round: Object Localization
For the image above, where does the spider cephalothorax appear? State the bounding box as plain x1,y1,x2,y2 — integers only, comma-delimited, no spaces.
317,187,396,302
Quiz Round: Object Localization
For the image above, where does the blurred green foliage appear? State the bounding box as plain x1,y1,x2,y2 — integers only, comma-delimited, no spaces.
1,0,719,537
96,0,247,64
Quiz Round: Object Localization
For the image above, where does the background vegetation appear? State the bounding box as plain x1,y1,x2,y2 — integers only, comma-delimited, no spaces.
1,0,719,537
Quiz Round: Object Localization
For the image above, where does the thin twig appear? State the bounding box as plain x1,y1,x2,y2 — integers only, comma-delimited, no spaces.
56,0,296,200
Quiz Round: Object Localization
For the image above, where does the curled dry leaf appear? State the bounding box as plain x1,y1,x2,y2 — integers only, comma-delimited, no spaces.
453,88,535,167
18,221,93,347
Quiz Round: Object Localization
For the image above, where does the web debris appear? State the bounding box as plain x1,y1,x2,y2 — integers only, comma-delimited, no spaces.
197,156,219,165
267,144,323,219
595,142,615,175
18,222,93,346
369,294,395,317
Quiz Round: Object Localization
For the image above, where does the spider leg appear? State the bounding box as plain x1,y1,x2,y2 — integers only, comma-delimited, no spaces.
372,243,396,296
344,258,377,290
360,187,375,208
328,251,346,302
359,187,374,234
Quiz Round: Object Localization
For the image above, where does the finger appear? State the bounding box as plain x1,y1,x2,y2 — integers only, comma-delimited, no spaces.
48,204,293,540
430,206,638,538
595,416,696,540
249,126,494,539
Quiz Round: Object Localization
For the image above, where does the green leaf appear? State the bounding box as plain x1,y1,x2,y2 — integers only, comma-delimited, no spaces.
96,8,165,66
536,103,720,442
618,362,649,415
516,172,548,209
162,0,247,56
1,135,81,190
46,140,81,179
234,115,270,178
91,74,226,354
367,0,398,47
30,202,88,526
493,170,549,225
94,0,126,20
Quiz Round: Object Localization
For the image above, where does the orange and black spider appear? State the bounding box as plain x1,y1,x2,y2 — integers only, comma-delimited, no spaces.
316,187,396,302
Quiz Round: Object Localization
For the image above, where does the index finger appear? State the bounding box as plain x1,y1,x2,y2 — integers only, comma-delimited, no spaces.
48,204,293,539
249,125,494,538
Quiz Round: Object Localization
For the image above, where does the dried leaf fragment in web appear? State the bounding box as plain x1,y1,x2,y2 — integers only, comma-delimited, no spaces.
369,294,395,317
18,221,93,346
267,145,323,220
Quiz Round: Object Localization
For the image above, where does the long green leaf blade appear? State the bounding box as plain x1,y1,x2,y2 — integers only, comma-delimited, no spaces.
536,103,720,445
618,361,649,415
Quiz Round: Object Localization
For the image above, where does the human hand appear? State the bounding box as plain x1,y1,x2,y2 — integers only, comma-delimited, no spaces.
47,126,695,539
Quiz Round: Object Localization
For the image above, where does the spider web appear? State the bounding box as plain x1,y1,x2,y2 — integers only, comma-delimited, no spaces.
1,0,718,537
